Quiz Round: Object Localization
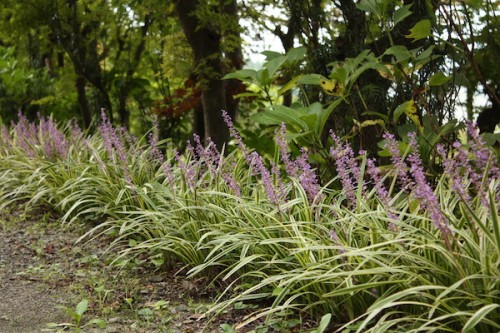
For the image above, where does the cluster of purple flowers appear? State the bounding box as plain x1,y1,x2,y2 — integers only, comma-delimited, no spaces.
98,110,134,185
39,116,70,160
4,111,498,242
275,124,322,203
2,113,72,160
406,133,451,241
329,131,364,208
437,122,500,208
223,110,285,204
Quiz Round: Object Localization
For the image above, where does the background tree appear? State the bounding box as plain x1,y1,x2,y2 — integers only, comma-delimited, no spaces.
0,0,497,149
237,0,498,153
174,0,243,148
0,0,166,130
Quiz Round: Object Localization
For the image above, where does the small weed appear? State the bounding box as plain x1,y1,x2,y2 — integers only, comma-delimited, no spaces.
45,299,106,332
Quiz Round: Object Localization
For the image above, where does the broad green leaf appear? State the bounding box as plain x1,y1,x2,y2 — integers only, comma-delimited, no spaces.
376,64,396,80
393,4,413,26
286,47,306,62
250,105,308,131
262,50,282,60
347,49,374,73
482,132,500,146
316,313,332,333
356,0,381,17
297,74,324,85
258,68,270,85
320,78,344,96
306,101,323,116
329,66,347,86
414,45,435,62
406,19,431,42
404,99,423,133
317,97,345,135
265,55,287,78
300,113,318,131
384,45,411,63
75,299,89,317
285,131,311,141
349,60,381,84
429,72,451,86
223,69,257,81
394,100,412,122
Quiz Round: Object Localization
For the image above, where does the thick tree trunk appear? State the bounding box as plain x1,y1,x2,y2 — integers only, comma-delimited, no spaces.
75,75,92,129
175,0,229,149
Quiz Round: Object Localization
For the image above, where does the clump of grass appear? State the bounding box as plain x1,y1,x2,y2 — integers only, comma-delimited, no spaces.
0,114,498,332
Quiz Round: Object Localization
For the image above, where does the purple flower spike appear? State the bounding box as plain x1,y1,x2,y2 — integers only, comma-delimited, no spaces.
275,124,321,203
383,133,413,192
98,110,132,185
366,157,399,228
407,133,451,242
330,131,359,208
222,110,249,159
249,151,280,206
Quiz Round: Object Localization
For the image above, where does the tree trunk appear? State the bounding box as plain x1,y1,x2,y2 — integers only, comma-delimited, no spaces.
75,75,92,129
175,0,229,149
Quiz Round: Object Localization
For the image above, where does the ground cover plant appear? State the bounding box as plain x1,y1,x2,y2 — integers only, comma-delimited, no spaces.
0,113,499,333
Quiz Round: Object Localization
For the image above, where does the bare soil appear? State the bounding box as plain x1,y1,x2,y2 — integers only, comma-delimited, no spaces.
0,204,271,333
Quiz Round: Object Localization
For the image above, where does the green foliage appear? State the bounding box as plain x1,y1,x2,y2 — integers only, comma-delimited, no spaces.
47,299,106,332
0,46,77,122
1,115,499,332
1,0,500,329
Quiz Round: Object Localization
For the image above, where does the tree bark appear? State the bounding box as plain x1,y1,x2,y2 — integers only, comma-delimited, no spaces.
75,75,92,129
175,0,229,149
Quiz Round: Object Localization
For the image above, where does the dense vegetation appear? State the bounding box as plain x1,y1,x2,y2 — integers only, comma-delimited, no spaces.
0,113,498,332
1,0,499,148
0,0,499,332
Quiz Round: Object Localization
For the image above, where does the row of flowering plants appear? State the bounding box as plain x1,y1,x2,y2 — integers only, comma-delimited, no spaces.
0,113,498,332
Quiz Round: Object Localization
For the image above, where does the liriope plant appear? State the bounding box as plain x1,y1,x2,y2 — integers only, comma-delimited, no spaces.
0,113,498,333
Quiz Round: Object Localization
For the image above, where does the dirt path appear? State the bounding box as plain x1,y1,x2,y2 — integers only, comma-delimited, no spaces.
0,205,246,333
0,204,287,333
0,225,70,333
